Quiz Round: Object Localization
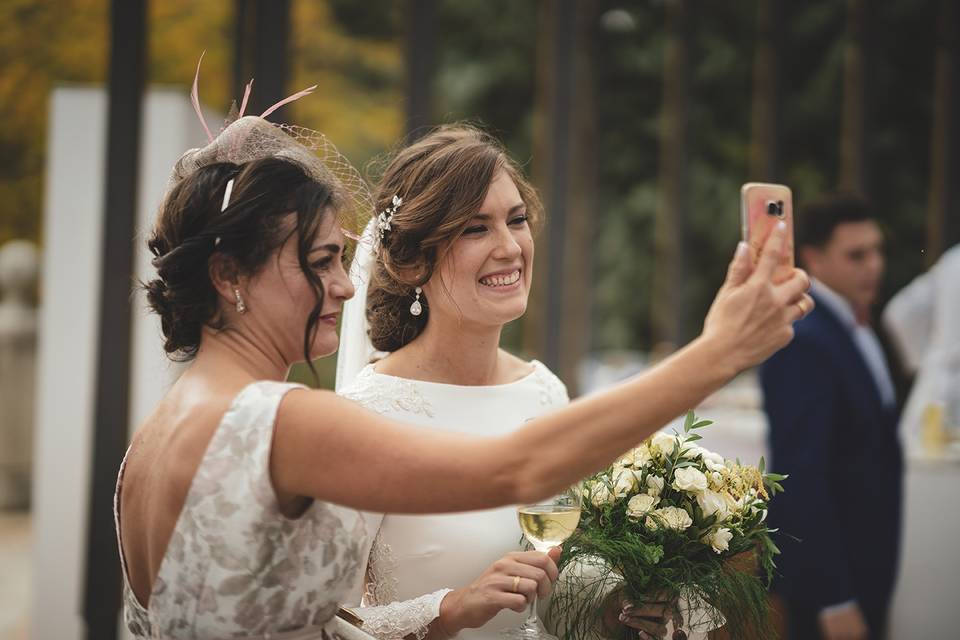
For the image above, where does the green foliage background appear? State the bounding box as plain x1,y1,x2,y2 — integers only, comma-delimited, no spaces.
0,0,943,387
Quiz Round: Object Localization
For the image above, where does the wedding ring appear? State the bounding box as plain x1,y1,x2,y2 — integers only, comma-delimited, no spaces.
511,576,521,593
796,299,808,315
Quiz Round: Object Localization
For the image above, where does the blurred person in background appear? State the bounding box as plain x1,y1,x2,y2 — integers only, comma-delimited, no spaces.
883,243,960,456
760,194,904,640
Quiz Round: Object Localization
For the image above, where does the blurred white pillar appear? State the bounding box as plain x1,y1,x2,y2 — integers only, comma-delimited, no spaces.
32,86,214,640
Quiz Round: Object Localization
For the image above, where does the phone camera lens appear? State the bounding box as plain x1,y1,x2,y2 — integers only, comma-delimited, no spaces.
767,200,784,218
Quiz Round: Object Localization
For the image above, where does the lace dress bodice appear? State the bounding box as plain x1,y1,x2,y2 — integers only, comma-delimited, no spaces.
114,381,370,639
338,361,569,640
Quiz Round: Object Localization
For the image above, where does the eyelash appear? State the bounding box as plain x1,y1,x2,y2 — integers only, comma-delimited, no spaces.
463,215,529,235
311,257,333,271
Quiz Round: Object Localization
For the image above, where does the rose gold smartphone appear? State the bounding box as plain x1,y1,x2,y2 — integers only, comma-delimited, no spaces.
740,182,794,282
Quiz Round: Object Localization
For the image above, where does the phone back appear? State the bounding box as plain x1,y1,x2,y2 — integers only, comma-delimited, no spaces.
740,182,794,282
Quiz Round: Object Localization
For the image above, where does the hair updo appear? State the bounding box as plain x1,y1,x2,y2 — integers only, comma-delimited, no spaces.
366,124,544,352
144,156,338,363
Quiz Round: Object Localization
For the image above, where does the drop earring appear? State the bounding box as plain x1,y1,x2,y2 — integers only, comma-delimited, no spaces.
234,287,247,314
410,286,423,316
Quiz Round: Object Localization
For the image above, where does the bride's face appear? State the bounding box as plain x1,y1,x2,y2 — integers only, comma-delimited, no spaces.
425,171,534,330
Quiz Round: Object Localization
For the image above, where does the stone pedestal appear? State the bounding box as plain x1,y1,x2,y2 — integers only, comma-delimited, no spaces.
0,240,38,510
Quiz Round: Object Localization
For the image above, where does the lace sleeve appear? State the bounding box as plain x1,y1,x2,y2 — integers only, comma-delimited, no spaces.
354,588,454,640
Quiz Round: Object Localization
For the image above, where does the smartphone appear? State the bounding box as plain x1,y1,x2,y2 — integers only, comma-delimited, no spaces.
740,182,794,282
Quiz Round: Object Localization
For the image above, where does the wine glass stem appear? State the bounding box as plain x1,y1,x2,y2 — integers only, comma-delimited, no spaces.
527,595,539,626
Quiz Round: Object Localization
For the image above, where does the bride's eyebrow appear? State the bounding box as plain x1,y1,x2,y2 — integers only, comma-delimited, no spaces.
473,204,527,220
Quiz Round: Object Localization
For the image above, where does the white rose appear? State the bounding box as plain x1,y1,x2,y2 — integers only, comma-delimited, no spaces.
685,444,707,460
646,506,693,531
672,467,708,493
645,474,665,497
612,468,640,497
626,494,659,519
707,527,733,554
696,489,729,521
633,445,653,467
650,432,678,457
588,483,614,507
702,451,727,472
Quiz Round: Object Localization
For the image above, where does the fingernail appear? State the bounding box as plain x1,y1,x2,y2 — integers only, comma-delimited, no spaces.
735,241,747,257
622,604,634,612
618,613,627,623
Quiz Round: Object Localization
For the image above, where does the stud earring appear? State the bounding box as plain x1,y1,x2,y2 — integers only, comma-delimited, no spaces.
234,287,247,314
410,286,423,316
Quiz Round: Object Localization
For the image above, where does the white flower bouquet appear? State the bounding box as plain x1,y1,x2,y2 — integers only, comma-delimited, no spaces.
549,412,785,639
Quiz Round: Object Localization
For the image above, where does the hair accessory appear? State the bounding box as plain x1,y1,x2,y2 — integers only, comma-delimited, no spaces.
214,177,236,247
410,286,423,316
220,178,235,212
376,195,403,243
168,54,376,245
234,287,247,314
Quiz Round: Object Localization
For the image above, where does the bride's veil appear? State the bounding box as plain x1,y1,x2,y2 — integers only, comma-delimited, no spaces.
335,219,379,391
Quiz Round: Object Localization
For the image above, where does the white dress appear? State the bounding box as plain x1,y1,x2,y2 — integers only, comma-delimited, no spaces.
338,361,570,640
883,245,960,454
115,381,373,639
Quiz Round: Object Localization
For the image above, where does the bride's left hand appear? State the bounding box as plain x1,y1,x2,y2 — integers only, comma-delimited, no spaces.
603,589,672,639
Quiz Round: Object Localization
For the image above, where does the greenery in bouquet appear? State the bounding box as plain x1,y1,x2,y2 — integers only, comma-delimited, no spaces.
549,412,786,639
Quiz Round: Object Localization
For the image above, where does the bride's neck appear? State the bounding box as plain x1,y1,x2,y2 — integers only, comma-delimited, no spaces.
380,319,508,386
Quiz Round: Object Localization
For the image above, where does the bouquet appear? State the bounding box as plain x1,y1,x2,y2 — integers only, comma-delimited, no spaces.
549,412,786,639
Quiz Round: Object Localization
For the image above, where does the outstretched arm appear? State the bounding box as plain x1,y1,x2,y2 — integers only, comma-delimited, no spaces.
272,225,812,514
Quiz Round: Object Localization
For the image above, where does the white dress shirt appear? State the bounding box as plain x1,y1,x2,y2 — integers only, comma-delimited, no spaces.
810,279,897,408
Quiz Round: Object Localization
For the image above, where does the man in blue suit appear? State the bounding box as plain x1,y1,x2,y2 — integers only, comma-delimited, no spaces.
761,194,902,640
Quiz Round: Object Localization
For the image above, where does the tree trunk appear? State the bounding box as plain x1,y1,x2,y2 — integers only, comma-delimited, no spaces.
926,0,958,265
527,0,597,395
405,0,436,138
233,0,291,120
749,0,782,181
839,0,867,193
651,0,690,352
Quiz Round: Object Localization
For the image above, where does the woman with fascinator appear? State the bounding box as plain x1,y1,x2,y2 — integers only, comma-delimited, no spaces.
115,70,812,638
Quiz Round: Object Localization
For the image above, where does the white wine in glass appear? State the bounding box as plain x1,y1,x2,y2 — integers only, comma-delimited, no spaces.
500,491,581,639
517,505,581,552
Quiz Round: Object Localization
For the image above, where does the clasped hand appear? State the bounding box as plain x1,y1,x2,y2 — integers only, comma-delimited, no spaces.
438,548,561,635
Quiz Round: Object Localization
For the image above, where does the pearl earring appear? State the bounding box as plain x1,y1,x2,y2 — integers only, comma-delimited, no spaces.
410,286,423,316
234,288,247,314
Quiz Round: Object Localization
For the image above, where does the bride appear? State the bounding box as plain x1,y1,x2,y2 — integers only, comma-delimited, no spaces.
335,125,805,640
116,78,811,639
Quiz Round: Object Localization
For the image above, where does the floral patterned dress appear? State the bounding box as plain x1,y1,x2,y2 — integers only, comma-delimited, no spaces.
114,381,372,639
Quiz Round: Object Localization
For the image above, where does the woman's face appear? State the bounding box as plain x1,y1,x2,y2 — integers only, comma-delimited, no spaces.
424,171,534,331
243,214,355,363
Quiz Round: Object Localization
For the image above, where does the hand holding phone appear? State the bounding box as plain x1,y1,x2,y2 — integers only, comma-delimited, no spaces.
740,182,795,283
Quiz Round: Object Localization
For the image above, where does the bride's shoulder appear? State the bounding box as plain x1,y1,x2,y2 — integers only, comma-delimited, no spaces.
501,350,570,404
337,362,379,398
336,361,435,418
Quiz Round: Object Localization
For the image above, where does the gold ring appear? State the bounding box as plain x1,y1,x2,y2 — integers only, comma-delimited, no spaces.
796,299,808,315
511,576,521,593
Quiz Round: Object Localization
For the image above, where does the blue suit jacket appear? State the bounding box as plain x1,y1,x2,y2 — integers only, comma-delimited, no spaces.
760,293,902,625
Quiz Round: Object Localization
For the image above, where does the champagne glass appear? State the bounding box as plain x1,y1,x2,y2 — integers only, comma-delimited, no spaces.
500,489,582,639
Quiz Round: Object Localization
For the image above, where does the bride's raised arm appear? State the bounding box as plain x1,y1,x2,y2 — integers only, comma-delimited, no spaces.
271,224,810,513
